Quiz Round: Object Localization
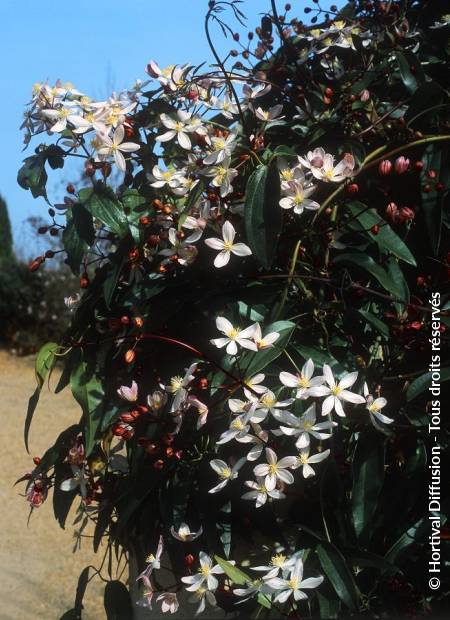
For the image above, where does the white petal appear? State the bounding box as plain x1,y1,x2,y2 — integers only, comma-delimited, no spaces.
231,243,252,257
214,250,231,268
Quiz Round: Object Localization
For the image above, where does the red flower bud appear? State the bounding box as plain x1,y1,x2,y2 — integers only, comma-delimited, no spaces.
370,224,380,235
427,169,437,179
29,256,45,272
80,275,90,289
33,456,41,465
394,156,410,174
185,554,195,567
385,202,399,223
414,161,424,172
379,160,392,176
146,443,159,455
153,459,164,470
416,276,426,287
397,207,415,223
125,350,136,364
347,183,359,194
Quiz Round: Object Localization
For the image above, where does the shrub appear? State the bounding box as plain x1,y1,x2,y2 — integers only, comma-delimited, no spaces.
18,1,449,618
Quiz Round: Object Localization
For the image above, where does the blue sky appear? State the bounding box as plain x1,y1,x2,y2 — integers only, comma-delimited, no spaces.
0,0,338,254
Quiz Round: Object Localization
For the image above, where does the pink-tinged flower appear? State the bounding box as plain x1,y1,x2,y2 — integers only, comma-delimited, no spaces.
60,465,88,498
360,89,370,102
205,221,252,268
97,125,140,172
211,316,257,355
280,359,325,399
253,447,297,490
397,206,415,223
117,380,138,402
298,147,326,170
147,390,167,413
279,180,319,214
204,156,238,197
379,160,392,176
26,478,48,508
187,396,209,429
385,201,399,222
138,535,164,581
266,558,324,603
157,592,179,614
308,364,366,417
312,153,354,183
241,476,286,508
394,156,410,174
255,104,284,122
292,447,330,478
170,523,203,542
203,133,237,165
136,575,154,610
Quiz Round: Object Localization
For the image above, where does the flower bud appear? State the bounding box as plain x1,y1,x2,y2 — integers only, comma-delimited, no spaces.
84,160,96,177
45,250,55,259
385,202,399,223
397,207,415,223
80,274,90,289
394,156,409,174
371,224,380,235
38,226,48,234
416,276,426,287
125,350,136,364
414,161,424,171
29,256,45,272
360,89,370,102
134,317,144,328
379,160,392,176
153,459,164,470
33,456,41,465
185,554,195,567
347,183,359,194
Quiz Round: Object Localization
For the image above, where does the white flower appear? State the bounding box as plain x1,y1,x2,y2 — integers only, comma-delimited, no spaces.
266,558,323,603
253,447,296,490
243,373,268,399
204,156,238,197
292,447,330,478
251,551,301,580
182,215,207,243
298,147,326,170
147,390,167,413
138,535,164,580
211,316,257,355
252,323,280,350
187,396,209,429
117,380,138,402
157,592,179,614
210,93,239,119
309,364,365,417
278,158,304,188
97,125,140,172
311,153,355,183
156,110,193,150
208,457,246,493
242,476,286,508
148,165,183,189
251,390,293,423
363,383,393,429
216,412,251,444
280,359,324,399
165,363,197,411
181,552,224,592
203,133,237,165
40,103,80,133
255,104,284,122
236,426,268,461
279,180,319,214
170,523,203,542
188,587,217,616
205,221,252,268
275,403,337,449
241,83,272,108
60,465,88,498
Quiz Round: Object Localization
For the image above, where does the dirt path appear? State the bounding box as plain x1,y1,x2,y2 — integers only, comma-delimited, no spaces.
0,350,104,619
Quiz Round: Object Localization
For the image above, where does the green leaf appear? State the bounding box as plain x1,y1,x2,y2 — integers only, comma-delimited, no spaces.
25,342,59,452
386,258,410,316
104,581,133,620
385,517,434,565
17,152,48,200
84,184,129,237
352,433,385,542
347,551,400,576
420,145,446,255
63,218,87,275
332,253,401,298
244,162,282,269
214,556,271,609
357,309,389,340
406,367,450,401
395,51,418,94
347,202,416,266
70,354,104,456
316,542,360,612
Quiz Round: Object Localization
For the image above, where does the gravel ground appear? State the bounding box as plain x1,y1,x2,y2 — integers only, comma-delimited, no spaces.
0,350,104,619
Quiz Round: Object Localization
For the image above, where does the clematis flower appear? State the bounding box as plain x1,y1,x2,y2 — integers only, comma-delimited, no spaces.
156,111,194,150
205,221,252,268
40,103,80,133
204,156,238,197
147,390,167,413
136,575,154,610
275,403,337,448
117,381,138,402
138,535,164,581
255,104,284,122
292,447,330,478
278,158,304,187
309,364,365,416
208,457,246,493
187,395,209,429
242,476,286,508
236,425,268,461
97,125,140,172
279,180,320,214
266,558,324,602
280,359,324,399
182,552,224,591
216,412,251,444
170,523,203,542
298,147,326,170
211,316,257,355
253,447,296,490
165,363,197,411
243,373,268,399
147,165,183,189
311,153,355,183
251,390,294,423
203,133,237,165
363,383,393,429
156,592,179,614
251,551,302,580
188,587,217,616
60,465,88,498
252,323,280,350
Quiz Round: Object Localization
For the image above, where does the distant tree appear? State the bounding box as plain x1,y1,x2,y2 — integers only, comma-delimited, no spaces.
0,194,14,262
